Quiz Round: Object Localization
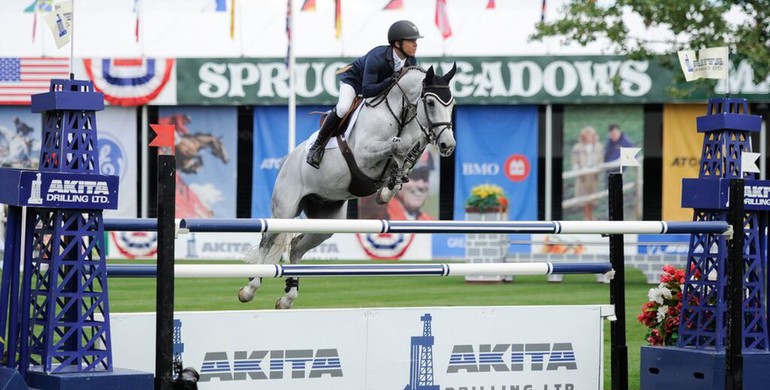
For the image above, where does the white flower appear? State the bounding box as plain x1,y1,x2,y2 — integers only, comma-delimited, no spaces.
657,305,669,323
647,285,672,305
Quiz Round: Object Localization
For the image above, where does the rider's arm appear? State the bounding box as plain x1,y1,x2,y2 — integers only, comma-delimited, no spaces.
361,54,394,98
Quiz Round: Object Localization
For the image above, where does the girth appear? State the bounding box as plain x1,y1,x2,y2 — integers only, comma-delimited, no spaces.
335,135,381,197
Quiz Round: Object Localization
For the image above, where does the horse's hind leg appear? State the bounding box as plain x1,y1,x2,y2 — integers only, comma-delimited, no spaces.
274,200,348,309
238,231,289,303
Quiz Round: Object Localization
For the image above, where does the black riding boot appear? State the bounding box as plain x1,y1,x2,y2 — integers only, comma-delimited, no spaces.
306,110,342,169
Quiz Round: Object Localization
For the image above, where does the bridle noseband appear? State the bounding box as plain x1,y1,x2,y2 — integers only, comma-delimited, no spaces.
418,85,455,146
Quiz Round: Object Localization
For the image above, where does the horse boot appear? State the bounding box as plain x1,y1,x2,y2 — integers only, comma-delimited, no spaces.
306,110,343,169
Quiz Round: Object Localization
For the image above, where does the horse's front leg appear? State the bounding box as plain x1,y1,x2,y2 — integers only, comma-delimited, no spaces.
362,137,412,160
275,232,333,309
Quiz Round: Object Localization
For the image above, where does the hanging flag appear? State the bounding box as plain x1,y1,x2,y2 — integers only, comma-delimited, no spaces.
741,151,761,175
43,0,73,49
383,0,403,10
435,0,451,39
540,0,546,22
0,57,70,105
620,147,641,168
134,0,140,42
229,0,236,39
215,0,227,11
25,0,54,43
286,0,291,67
677,46,729,82
335,0,342,39
486,0,495,9
301,0,316,11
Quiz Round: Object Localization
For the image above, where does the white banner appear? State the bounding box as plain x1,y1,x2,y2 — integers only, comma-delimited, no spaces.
677,47,729,82
108,232,432,260
98,106,138,218
110,306,609,390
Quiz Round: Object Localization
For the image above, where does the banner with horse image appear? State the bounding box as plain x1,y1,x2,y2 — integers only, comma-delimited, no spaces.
439,105,538,260
0,106,40,169
561,104,644,223
159,106,237,219
250,105,432,261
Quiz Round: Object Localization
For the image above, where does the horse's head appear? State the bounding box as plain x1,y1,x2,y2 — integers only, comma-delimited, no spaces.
208,135,230,164
419,64,456,157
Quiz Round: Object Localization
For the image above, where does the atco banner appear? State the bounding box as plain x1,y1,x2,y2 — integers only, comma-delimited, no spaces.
437,105,538,259
662,104,706,220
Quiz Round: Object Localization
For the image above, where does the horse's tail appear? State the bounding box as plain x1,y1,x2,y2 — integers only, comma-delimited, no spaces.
243,232,294,264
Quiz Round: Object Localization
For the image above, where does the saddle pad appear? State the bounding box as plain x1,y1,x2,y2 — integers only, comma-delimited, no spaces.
304,103,364,151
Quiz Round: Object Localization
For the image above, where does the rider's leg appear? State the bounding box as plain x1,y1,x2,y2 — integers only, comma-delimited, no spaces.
306,83,356,168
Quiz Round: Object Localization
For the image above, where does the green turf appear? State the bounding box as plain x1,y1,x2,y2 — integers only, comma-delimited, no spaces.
107,261,652,390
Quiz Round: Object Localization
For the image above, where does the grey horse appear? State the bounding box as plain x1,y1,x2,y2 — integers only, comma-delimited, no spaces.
239,64,457,308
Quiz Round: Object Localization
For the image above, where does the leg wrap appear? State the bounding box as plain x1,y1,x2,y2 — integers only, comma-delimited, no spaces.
284,277,300,293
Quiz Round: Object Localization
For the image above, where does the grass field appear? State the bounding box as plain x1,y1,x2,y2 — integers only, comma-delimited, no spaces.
108,261,654,390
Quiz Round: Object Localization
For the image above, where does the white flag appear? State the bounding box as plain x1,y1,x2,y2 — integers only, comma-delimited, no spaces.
741,151,761,174
44,1,73,49
620,147,641,168
677,46,729,82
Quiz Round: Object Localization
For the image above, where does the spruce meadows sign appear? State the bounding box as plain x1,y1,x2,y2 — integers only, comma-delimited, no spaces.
177,56,770,105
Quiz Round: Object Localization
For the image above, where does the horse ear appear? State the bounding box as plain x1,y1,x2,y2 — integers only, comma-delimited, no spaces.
425,65,435,82
443,62,457,82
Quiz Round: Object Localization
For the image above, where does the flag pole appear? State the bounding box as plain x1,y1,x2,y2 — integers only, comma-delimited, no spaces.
287,0,296,153
69,0,75,78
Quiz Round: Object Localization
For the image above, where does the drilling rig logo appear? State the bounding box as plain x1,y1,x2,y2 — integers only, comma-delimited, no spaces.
403,313,440,390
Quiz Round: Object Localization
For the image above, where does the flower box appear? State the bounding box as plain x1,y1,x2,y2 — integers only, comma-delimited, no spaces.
464,184,510,283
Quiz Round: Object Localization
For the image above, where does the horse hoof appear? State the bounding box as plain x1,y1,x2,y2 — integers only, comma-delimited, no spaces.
275,297,293,310
376,188,395,205
238,286,255,303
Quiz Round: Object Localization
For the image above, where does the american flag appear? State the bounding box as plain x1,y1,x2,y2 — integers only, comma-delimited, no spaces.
0,58,69,105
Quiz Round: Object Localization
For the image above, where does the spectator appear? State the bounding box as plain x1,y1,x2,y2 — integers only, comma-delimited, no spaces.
571,126,604,220
604,123,635,163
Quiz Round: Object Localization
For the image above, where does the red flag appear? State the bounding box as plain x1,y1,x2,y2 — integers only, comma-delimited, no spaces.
435,0,451,39
149,124,176,154
334,0,342,38
383,0,403,10
486,0,495,9
301,0,316,11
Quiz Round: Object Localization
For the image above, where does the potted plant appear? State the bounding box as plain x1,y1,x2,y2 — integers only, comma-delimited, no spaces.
465,184,509,216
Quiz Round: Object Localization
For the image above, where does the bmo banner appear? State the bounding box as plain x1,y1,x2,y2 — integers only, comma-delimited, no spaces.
110,305,608,389
436,105,538,259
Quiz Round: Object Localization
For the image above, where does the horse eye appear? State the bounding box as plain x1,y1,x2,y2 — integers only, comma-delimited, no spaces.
427,100,435,107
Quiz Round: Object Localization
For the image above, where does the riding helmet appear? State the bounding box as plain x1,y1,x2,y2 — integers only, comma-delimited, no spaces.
388,20,423,44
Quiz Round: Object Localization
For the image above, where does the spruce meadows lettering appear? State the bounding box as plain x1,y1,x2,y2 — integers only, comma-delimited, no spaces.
196,59,652,99
46,179,110,203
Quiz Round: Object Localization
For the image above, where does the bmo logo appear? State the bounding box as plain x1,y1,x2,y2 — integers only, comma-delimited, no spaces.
462,162,500,176
504,154,530,182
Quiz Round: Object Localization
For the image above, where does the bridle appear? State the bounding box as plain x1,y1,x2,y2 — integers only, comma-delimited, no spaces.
417,85,455,146
368,68,454,147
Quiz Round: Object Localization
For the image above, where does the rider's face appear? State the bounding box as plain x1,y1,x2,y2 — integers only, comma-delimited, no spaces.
397,39,418,58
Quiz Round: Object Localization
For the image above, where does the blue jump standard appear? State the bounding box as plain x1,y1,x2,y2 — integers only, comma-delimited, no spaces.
25,368,153,390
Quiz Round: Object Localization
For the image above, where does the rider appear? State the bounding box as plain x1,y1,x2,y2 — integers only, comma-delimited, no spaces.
306,20,423,169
